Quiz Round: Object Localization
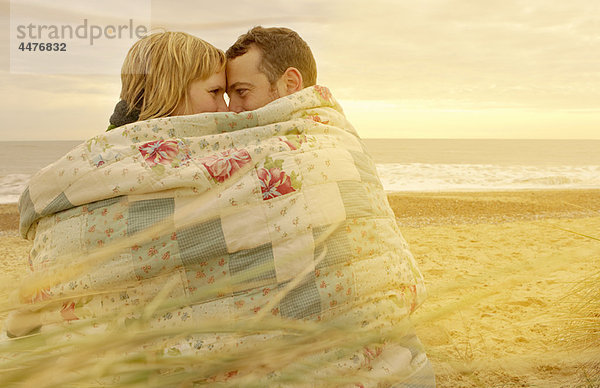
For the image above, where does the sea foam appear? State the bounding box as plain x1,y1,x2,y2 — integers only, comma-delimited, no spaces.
376,163,600,192
0,174,31,204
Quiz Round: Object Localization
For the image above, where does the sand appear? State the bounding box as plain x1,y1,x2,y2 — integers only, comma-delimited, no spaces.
1,190,599,387
390,190,600,387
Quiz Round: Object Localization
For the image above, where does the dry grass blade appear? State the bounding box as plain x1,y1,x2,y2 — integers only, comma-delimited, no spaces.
560,269,600,385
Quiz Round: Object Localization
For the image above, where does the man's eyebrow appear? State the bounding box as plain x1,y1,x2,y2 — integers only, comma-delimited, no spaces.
227,82,252,91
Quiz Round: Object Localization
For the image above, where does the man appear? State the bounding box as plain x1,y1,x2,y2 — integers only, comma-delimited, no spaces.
226,26,317,113
225,27,436,387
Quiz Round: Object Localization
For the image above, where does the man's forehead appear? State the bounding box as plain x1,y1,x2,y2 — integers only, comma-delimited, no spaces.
227,47,261,73
237,45,262,63
226,48,267,87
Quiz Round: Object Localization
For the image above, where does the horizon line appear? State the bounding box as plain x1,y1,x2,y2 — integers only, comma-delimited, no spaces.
1,138,600,142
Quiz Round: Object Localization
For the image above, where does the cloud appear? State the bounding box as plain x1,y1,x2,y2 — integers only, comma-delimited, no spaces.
146,0,332,50
1,0,598,139
0,71,119,140
314,0,600,110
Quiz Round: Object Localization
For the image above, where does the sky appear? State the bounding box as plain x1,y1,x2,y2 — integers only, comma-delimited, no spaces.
1,0,599,140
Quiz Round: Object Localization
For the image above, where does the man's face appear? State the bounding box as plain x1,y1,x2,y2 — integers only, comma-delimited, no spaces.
226,46,281,113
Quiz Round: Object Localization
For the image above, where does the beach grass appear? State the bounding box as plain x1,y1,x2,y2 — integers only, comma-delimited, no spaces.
1,189,599,387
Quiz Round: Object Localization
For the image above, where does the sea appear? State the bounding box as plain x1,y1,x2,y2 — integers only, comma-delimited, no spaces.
1,139,599,204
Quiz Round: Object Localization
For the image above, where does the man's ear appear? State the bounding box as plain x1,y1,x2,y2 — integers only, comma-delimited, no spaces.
278,67,303,96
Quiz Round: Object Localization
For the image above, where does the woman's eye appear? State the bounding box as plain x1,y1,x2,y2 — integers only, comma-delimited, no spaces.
209,89,219,95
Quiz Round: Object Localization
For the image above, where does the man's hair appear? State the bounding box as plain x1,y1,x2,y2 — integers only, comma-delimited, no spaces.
226,26,317,87
120,31,226,120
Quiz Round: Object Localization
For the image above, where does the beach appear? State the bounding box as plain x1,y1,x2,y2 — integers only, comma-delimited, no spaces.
1,190,599,387
393,190,600,387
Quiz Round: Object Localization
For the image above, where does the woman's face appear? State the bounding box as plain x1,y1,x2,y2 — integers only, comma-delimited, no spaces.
179,71,227,114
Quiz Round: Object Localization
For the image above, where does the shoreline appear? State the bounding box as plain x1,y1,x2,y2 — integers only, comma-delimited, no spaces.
0,203,20,233
387,188,600,227
2,188,599,231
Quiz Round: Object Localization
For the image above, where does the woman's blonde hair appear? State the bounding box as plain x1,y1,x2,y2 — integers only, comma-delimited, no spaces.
120,31,226,120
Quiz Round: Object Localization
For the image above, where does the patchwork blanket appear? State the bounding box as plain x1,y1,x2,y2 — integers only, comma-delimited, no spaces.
17,86,429,384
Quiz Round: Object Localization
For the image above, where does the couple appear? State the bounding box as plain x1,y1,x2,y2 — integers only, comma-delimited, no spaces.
15,27,435,387
108,26,315,129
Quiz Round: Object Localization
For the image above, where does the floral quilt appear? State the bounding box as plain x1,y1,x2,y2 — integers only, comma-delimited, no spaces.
17,86,430,385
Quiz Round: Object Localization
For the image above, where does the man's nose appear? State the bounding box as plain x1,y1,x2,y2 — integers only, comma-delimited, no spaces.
227,97,243,113
229,104,244,114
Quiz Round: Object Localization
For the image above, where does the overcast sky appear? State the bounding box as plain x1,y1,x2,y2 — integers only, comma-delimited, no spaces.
1,0,599,140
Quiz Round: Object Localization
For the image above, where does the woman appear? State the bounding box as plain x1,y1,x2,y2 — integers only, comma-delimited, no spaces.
6,31,228,339
108,31,227,130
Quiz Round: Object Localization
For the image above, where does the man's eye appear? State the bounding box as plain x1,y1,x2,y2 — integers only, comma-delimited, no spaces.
237,89,248,97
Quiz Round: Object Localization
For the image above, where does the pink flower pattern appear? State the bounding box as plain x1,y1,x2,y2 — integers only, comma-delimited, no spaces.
60,301,79,321
279,137,297,150
200,149,252,183
314,85,333,103
307,115,329,125
138,140,181,167
29,287,52,303
257,167,296,200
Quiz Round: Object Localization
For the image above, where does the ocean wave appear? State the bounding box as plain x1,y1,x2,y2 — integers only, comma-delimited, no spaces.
1,164,599,204
375,163,600,192
0,174,31,204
